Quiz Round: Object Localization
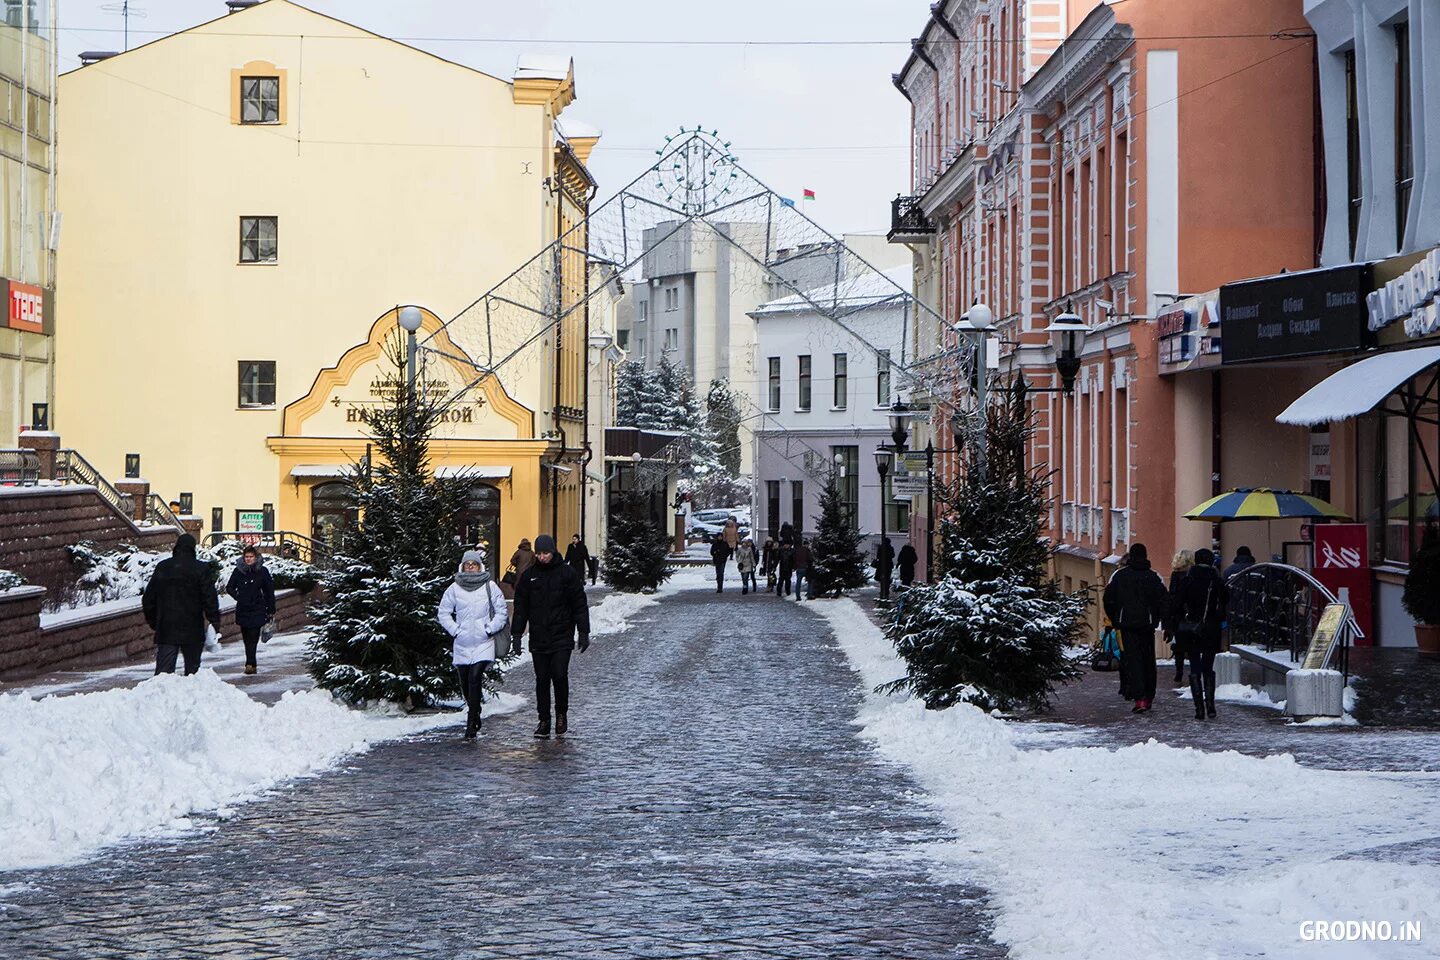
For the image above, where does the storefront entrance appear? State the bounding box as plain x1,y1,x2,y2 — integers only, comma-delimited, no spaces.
460,483,502,577
311,481,358,547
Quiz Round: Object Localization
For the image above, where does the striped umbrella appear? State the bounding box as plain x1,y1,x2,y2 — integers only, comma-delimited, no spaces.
1183,487,1350,522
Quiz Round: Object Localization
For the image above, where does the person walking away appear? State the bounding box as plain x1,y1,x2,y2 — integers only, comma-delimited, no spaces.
710,535,732,593
513,534,590,738
735,537,759,594
1222,545,1256,580
1102,543,1168,713
565,534,590,584
897,542,918,587
721,518,740,561
793,539,814,601
510,538,536,578
761,537,778,591
142,533,222,676
778,521,797,547
1166,549,1195,685
776,540,795,597
874,536,896,601
225,545,275,675
438,550,509,740
1171,548,1229,720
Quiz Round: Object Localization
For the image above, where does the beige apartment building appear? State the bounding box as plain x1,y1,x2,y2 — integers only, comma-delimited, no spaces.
54,0,599,568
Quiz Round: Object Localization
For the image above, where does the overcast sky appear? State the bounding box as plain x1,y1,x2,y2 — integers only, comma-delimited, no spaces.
56,0,928,235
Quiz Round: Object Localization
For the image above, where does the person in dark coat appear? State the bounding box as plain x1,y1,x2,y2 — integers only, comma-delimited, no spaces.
1165,549,1194,685
775,541,795,597
778,522,797,547
225,546,276,675
565,534,590,585
1222,545,1256,580
761,537,778,589
142,533,222,676
792,540,814,601
709,535,733,593
1170,548,1230,720
512,534,590,738
874,537,896,600
897,542,918,587
1102,543,1168,713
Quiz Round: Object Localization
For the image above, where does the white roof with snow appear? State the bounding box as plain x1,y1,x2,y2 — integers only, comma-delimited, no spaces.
289,465,352,479
558,118,602,140
514,55,571,81
434,465,512,480
752,264,914,317
1276,345,1440,425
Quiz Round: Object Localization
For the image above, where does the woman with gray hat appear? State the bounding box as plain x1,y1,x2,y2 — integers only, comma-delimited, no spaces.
438,549,510,740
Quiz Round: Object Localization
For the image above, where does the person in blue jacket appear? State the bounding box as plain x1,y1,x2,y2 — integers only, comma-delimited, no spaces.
225,546,276,675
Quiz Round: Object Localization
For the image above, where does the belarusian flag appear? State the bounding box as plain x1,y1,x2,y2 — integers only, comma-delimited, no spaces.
803,188,816,200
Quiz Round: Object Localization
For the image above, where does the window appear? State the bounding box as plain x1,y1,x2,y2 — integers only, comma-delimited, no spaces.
616,329,630,350
798,355,812,411
791,480,805,531
240,76,280,124
831,445,859,529
1344,49,1362,257
883,473,912,533
1395,22,1413,251
639,300,648,321
238,360,276,408
240,216,278,263
767,357,781,411
664,287,679,311
876,349,891,406
833,353,848,409
663,328,678,352
766,480,781,538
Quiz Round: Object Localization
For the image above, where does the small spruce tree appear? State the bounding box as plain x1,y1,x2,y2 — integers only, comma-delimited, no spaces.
809,472,869,597
307,336,495,708
601,492,674,593
705,378,743,476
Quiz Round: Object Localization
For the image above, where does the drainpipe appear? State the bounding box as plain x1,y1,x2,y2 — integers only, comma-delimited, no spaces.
1211,370,1223,554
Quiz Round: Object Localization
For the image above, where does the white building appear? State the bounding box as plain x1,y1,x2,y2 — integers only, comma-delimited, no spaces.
1307,0,1440,264
749,265,915,549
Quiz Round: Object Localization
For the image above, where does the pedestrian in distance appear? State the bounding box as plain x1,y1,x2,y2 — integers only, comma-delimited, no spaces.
1171,548,1230,720
1166,549,1194,685
225,545,276,676
1222,545,1256,580
736,537,759,595
897,541,918,587
775,540,796,597
142,533,222,676
710,534,733,593
565,534,590,585
512,534,590,739
761,537,778,591
438,549,510,741
874,536,895,601
721,517,740,562
1102,543,1169,714
778,521,797,547
510,538,536,578
793,539,814,601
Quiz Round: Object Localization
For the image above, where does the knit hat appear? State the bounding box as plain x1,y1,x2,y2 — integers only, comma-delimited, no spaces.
1194,548,1215,567
459,549,486,570
534,534,557,554
1127,543,1148,563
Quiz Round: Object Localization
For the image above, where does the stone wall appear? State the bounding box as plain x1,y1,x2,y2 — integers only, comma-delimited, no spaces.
0,586,320,680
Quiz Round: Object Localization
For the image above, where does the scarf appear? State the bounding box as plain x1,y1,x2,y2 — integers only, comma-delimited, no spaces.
456,571,490,592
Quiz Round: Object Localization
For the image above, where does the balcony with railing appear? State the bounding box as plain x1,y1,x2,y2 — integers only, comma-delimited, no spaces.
888,195,935,243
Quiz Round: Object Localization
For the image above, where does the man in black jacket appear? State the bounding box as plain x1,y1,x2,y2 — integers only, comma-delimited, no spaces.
1102,543,1169,713
513,534,590,738
142,533,222,676
565,534,591,585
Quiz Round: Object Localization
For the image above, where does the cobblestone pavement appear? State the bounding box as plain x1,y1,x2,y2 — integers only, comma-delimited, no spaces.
0,587,1004,960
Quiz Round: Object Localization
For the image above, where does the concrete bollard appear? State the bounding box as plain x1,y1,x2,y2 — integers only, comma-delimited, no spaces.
1214,651,1241,688
1284,668,1345,719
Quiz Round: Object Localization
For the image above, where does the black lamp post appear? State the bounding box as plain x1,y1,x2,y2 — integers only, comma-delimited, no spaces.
873,446,892,547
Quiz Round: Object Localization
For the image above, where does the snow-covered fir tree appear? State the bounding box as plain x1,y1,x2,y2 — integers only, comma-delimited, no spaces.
601,492,674,593
307,338,494,708
614,356,732,506
809,472,868,597
883,391,1086,713
705,378,743,476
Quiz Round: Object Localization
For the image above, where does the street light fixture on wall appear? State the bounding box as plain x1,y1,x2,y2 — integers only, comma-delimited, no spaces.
1043,307,1091,395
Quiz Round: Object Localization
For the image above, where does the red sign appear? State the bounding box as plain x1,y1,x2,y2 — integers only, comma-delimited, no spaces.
1313,524,1373,645
7,281,44,334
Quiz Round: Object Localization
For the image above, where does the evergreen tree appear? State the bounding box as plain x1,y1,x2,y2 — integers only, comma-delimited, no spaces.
705,378,743,476
882,391,1087,713
615,360,648,428
809,472,869,597
307,337,494,708
601,492,674,593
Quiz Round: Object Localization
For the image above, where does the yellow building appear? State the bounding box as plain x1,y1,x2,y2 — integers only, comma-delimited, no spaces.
54,0,597,567
0,2,55,440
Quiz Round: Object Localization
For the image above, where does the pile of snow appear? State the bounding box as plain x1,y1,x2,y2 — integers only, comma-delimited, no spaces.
0,568,24,591
813,598,1440,960
589,591,660,636
0,672,518,871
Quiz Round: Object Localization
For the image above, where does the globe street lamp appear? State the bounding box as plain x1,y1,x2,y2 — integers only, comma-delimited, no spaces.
397,305,424,396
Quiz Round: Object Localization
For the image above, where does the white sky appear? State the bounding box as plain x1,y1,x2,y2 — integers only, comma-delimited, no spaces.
56,0,930,235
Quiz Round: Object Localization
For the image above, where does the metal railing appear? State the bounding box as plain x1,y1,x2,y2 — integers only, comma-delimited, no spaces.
53,449,135,520
0,448,40,486
1225,561,1359,681
204,530,332,567
144,494,184,530
888,195,934,240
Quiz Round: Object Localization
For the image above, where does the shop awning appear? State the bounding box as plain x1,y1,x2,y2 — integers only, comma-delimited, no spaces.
289,465,352,479
1276,346,1440,425
434,465,512,480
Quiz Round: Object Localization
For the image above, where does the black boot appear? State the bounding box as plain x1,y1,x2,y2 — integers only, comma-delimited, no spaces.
556,712,568,736
1190,676,1205,720
464,706,479,740
1204,672,1218,718
534,715,551,739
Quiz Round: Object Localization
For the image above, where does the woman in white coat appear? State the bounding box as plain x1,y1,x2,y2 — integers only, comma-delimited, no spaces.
438,550,509,740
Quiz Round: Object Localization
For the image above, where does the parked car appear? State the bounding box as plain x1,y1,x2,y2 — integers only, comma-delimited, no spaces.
687,508,751,540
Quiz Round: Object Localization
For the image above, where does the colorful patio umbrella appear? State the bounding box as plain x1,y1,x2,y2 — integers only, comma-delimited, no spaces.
1183,487,1350,522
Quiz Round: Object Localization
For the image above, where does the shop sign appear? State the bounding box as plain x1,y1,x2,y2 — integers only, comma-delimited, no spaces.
236,509,266,545
1157,305,1194,364
1301,603,1348,668
1313,524,1372,644
1309,430,1330,482
1366,246,1440,337
892,472,926,498
1220,265,1371,364
5,280,46,334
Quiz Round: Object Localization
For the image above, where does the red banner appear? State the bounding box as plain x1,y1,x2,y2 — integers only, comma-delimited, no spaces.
1313,524,1372,645
7,281,44,334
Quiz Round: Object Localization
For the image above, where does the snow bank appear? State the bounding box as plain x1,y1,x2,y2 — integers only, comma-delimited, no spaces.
589,590,660,636
813,598,1440,960
0,672,519,872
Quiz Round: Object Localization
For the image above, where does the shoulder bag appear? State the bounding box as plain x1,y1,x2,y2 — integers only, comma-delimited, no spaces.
486,582,514,659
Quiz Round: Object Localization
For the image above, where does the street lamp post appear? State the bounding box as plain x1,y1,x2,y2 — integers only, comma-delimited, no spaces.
397,306,424,398
873,446,892,545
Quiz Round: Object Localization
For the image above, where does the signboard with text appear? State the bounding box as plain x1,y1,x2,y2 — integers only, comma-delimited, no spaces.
1220,265,1371,364
1302,602,1348,669
1313,524,1372,644
4,280,48,335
